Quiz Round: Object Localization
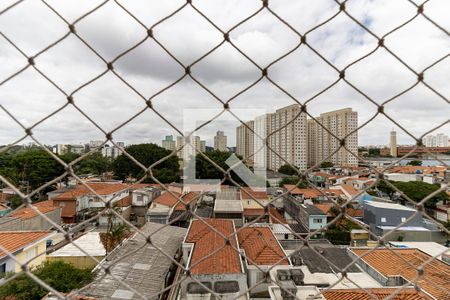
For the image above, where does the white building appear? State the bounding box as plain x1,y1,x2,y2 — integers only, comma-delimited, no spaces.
214,130,227,151
423,133,449,147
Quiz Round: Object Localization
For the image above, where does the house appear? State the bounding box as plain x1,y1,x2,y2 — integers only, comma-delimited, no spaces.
350,248,450,300
47,232,106,269
237,226,290,297
283,185,343,203
80,223,187,300
283,196,327,231
0,231,52,275
435,203,450,223
52,183,131,223
180,219,248,299
129,186,161,226
0,200,61,231
322,288,432,300
388,241,450,261
146,191,198,225
213,190,244,227
240,187,270,222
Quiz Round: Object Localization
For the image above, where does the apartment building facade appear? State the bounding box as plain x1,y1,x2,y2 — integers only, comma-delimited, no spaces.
309,108,358,167
214,130,228,151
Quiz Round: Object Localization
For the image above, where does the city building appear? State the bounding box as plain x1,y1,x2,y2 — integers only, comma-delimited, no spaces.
0,231,52,274
214,130,227,151
236,120,255,164
161,135,176,151
390,129,397,157
101,142,124,159
146,191,198,225
180,219,248,299
309,108,358,167
423,133,449,147
176,135,206,159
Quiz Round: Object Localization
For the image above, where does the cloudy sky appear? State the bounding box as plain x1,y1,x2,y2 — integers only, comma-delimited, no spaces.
0,0,449,148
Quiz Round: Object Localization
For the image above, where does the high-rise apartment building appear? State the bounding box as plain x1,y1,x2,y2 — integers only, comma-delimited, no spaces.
308,108,358,167
236,121,254,164
175,135,206,159
213,131,227,151
423,133,449,147
236,105,307,171
390,129,397,157
161,135,176,151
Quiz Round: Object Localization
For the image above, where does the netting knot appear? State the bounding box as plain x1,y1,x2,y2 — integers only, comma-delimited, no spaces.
68,24,76,34
147,28,153,38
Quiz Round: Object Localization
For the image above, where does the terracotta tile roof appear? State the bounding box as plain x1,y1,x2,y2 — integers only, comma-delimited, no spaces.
185,219,242,275
237,227,289,266
315,203,334,215
175,192,199,211
351,248,450,300
269,208,287,224
9,200,58,220
340,184,359,196
389,165,446,176
347,208,363,218
284,185,343,198
0,231,50,259
243,208,265,216
53,183,131,201
153,191,182,207
323,288,432,300
240,187,269,200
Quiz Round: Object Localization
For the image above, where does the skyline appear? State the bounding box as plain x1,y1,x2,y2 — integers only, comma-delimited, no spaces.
0,1,449,147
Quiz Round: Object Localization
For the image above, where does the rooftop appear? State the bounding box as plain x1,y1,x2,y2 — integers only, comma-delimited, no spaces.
49,232,106,257
388,242,450,260
185,219,242,275
292,247,360,273
153,191,182,207
8,200,58,219
240,187,269,200
237,227,289,266
269,208,288,224
301,203,327,216
81,222,186,299
364,201,416,211
322,288,432,300
0,231,51,259
53,183,131,201
214,199,243,212
351,248,450,300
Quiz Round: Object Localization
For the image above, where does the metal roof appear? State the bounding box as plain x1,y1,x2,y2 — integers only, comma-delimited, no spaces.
49,232,106,257
214,200,243,212
80,222,187,300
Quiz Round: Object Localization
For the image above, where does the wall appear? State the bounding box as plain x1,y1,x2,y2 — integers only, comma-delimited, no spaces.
14,240,47,272
47,255,104,269
308,215,327,230
0,208,61,231
379,229,447,244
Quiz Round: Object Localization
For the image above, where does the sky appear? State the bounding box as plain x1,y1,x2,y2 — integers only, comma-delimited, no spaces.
0,0,449,148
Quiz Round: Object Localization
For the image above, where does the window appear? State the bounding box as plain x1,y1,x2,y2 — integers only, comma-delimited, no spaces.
313,218,323,223
0,263,6,274
381,217,386,223
401,217,406,222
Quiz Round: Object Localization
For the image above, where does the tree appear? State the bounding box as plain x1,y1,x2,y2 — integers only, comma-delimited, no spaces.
9,195,23,209
320,161,334,168
376,180,449,208
194,150,245,185
407,160,422,166
60,152,111,175
278,164,298,176
0,260,94,300
279,176,308,188
112,143,179,183
0,149,64,196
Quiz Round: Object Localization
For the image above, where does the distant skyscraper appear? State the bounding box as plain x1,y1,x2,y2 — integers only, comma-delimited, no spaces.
214,131,227,151
175,135,206,159
236,120,255,164
390,129,397,157
162,135,176,151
